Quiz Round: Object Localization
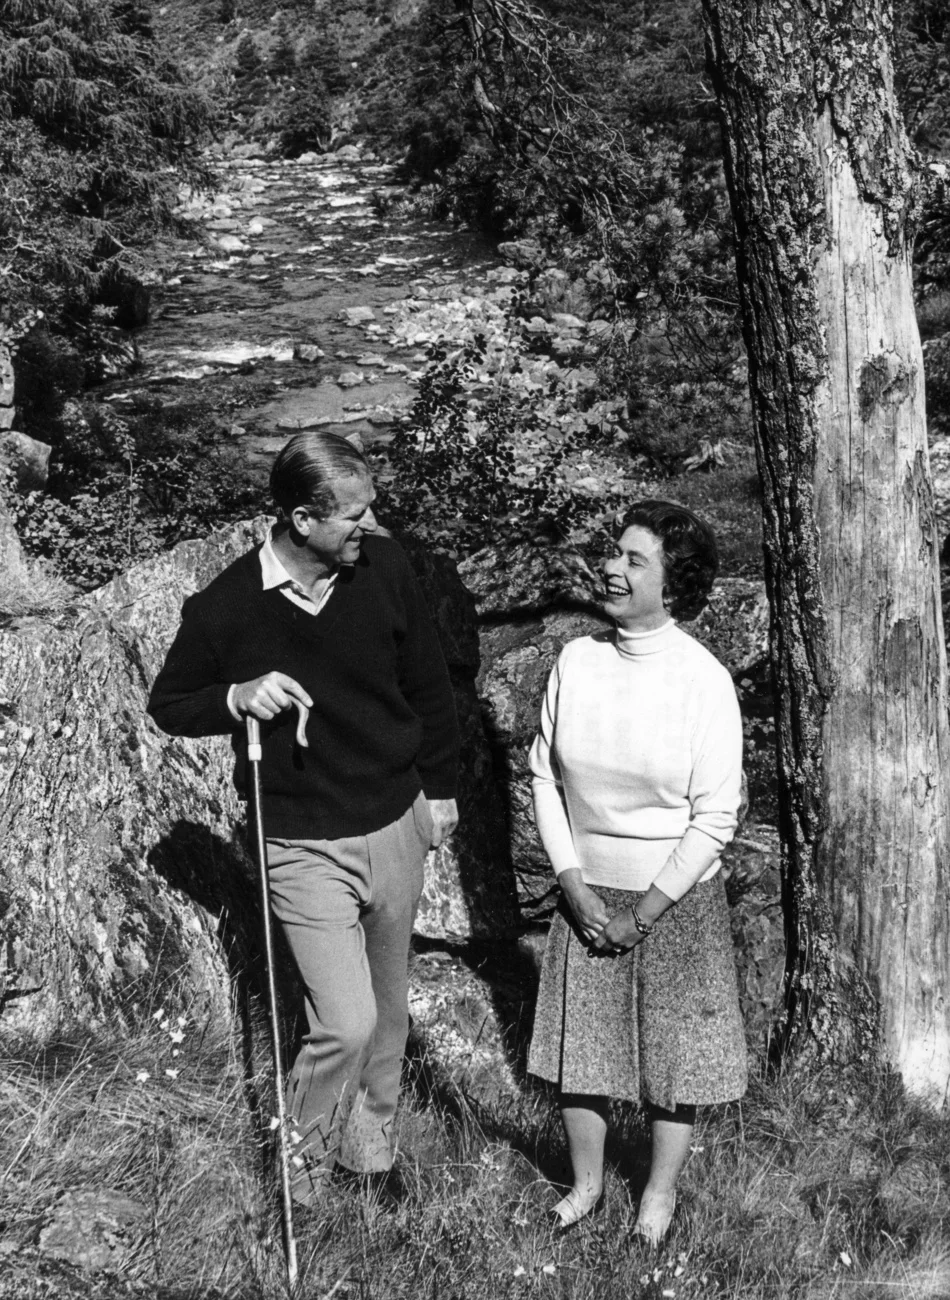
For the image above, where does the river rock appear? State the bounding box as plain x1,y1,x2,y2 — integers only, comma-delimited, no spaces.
337,371,364,387
294,343,325,362
0,430,51,491
0,518,515,1036
214,234,247,253
342,306,376,325
497,240,545,271
39,1188,147,1271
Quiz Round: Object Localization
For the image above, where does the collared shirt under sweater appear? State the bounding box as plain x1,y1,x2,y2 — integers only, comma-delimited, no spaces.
147,534,459,840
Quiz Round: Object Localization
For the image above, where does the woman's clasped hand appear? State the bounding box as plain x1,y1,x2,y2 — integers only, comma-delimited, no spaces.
561,872,647,955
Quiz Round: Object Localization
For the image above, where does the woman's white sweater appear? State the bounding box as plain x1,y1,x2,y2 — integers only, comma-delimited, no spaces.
529,620,743,901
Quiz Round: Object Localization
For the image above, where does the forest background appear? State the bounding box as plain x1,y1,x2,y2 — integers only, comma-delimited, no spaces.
2,1,950,1297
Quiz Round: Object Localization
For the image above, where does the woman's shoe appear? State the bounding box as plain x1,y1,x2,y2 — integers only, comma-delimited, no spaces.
550,1189,606,1235
633,1190,676,1247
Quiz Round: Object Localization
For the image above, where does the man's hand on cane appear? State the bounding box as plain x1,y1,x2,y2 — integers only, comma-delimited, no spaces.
234,672,312,746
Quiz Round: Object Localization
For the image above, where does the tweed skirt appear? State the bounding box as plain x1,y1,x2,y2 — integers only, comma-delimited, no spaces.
528,875,748,1111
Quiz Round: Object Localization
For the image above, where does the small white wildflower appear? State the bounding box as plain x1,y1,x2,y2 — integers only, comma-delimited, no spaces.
291,1130,302,1144
541,1263,556,1276
689,1145,705,1153
164,1068,179,1080
840,1251,853,1268
169,1029,185,1044
172,1049,180,1058
269,1117,281,1131
512,1266,526,1278
135,1070,150,1084
662,1291,676,1298
674,1266,685,1278
177,1015,187,1026
152,1009,165,1021
292,1155,305,1169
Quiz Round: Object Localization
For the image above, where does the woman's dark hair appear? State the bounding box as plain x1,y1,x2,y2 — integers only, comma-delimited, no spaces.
614,499,718,621
270,431,369,520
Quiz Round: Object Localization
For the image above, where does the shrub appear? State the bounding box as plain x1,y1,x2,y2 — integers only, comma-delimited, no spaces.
375,329,616,556
14,404,264,589
0,0,213,379
277,84,333,157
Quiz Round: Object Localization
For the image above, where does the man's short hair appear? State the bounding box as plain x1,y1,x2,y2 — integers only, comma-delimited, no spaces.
270,432,370,521
614,498,719,621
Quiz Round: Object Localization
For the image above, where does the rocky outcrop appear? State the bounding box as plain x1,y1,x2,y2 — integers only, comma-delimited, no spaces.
0,430,51,492
0,518,516,1036
461,541,770,918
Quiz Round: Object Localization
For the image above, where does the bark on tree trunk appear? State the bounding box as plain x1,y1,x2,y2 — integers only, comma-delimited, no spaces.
702,0,950,1096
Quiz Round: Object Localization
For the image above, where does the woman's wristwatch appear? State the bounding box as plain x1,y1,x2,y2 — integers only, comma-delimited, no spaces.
631,903,654,937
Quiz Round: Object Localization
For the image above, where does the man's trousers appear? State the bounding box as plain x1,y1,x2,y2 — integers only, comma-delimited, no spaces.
266,793,431,1185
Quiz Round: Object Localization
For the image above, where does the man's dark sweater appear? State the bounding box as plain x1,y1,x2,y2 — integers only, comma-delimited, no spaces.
147,534,459,840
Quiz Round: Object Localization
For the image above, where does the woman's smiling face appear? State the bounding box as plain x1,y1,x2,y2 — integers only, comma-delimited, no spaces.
602,525,669,632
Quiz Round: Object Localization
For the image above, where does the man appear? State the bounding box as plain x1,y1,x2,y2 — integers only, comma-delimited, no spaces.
148,431,459,1202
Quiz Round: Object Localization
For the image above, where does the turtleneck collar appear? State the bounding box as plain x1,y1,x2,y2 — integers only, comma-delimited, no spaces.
615,618,677,659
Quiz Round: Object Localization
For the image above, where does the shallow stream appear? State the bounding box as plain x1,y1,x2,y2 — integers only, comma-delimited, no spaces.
100,148,508,472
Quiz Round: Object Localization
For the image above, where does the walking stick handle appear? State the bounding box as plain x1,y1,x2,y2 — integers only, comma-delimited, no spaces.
244,705,308,753
291,698,309,748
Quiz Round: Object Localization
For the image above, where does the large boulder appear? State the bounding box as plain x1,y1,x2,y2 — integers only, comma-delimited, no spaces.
460,541,608,916
0,519,516,1036
395,536,517,940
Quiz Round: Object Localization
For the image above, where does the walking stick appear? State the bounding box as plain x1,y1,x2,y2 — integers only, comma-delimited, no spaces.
246,714,299,1292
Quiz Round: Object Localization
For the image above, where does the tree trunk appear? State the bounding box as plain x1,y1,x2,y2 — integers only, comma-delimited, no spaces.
702,0,950,1096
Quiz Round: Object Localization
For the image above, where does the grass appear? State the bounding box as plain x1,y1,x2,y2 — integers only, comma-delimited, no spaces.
1,973,949,1300
0,554,76,618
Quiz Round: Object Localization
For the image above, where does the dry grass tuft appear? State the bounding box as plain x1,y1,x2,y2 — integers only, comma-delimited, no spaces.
0,555,77,618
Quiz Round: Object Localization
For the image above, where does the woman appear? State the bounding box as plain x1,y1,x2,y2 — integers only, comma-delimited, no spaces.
527,499,747,1244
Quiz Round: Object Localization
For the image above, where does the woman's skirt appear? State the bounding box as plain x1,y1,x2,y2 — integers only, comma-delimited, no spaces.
527,875,748,1111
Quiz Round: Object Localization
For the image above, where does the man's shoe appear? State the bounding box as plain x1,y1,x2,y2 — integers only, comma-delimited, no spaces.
290,1161,332,1210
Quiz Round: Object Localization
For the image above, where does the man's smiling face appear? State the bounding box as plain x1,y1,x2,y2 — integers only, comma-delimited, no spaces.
296,472,378,571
